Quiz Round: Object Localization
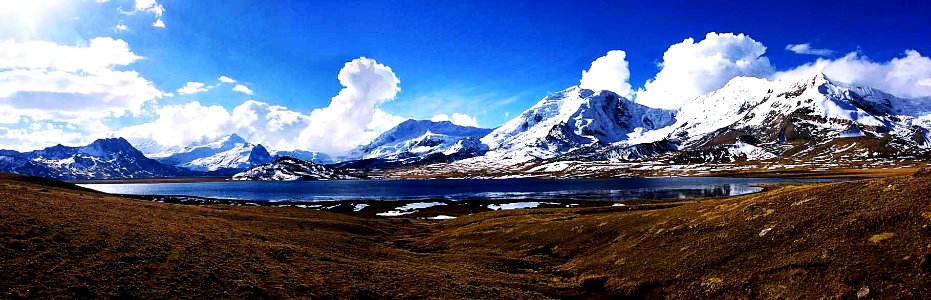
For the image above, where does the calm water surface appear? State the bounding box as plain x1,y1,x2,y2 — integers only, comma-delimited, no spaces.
79,177,846,202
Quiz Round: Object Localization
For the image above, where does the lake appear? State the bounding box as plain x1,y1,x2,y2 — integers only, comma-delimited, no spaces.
79,177,845,202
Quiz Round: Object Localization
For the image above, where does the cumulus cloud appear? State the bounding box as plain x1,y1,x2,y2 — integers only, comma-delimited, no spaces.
368,108,408,133
232,84,253,95
0,125,86,152
229,100,311,150
0,38,164,123
786,43,834,56
115,24,128,32
774,50,931,99
132,0,165,28
116,101,231,148
579,50,632,97
0,38,141,72
218,75,236,83
298,57,401,154
431,113,479,127
176,81,208,95
634,32,774,109
116,100,314,151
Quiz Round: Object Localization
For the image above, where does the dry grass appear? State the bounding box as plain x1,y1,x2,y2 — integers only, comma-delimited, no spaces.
3,172,931,298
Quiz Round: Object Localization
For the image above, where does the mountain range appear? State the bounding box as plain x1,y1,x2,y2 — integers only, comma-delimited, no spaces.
0,138,194,180
2,72,930,180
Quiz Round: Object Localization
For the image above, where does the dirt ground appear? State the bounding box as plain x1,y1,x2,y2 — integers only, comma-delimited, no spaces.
2,172,931,299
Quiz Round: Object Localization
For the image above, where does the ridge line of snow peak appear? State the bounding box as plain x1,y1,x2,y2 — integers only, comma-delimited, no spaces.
232,156,357,181
0,137,195,179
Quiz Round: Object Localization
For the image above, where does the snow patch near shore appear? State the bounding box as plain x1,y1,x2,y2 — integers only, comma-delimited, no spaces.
487,202,558,210
376,202,447,217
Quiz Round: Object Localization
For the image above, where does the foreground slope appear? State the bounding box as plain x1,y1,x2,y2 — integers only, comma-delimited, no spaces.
418,172,931,298
3,172,931,298
0,173,547,299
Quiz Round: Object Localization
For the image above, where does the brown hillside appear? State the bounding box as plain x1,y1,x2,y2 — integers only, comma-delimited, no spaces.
2,172,931,299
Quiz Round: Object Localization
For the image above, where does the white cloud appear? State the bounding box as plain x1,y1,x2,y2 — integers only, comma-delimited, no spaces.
115,24,128,32
0,38,142,72
133,0,165,28
232,84,253,95
218,75,236,83
229,100,311,150
431,113,479,127
116,101,231,148
0,106,19,123
774,50,931,99
368,108,408,132
116,100,317,151
0,126,86,152
786,43,834,56
298,57,401,154
634,32,774,109
176,81,208,95
579,50,632,97
0,38,164,123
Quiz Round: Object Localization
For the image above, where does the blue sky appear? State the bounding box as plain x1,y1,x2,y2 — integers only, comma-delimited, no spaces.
1,0,930,152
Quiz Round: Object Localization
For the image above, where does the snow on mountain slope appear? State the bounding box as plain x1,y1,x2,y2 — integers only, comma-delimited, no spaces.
232,156,356,181
0,138,194,179
158,134,274,172
480,87,676,162
128,138,181,158
271,150,334,164
662,73,931,162
341,119,492,167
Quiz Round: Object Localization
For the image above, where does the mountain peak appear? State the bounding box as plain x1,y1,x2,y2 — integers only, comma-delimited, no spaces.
225,133,247,144
481,85,676,158
87,137,135,151
247,144,274,165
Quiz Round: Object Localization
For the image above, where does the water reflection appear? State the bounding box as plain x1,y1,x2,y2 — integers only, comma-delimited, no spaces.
80,177,843,202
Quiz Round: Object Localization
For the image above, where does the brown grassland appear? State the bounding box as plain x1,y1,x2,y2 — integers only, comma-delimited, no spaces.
2,172,931,299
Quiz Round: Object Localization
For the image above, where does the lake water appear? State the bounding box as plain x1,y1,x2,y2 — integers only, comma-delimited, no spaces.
79,177,845,202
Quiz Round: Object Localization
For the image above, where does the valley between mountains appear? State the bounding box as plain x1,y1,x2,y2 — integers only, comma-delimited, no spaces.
3,72,931,180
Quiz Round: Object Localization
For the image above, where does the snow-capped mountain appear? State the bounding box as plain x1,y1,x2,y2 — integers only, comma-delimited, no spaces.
128,138,182,158
270,150,334,164
158,134,275,173
232,156,357,181
0,138,195,179
480,87,676,162
339,119,493,168
661,73,931,162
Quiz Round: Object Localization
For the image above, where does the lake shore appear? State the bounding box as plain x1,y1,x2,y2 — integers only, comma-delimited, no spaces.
3,171,931,298
66,165,920,185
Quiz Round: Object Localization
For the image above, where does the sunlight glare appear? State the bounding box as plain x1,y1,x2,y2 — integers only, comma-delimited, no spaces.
0,0,59,32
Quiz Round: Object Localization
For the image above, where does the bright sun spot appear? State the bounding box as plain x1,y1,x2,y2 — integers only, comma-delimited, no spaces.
0,0,59,32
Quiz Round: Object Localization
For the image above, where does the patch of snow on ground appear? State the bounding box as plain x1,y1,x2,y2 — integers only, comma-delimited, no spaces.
426,215,457,220
376,202,447,217
488,202,554,210
353,204,369,212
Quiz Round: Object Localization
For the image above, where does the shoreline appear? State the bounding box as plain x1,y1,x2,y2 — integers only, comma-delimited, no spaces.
65,166,914,184
118,193,698,219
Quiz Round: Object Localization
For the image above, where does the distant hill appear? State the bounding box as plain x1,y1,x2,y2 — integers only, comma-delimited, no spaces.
0,138,195,179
